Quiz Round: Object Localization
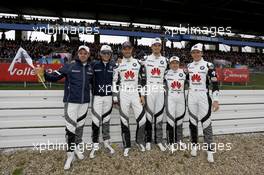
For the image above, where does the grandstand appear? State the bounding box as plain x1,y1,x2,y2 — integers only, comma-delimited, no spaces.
0,40,263,68
0,1,264,72
1,9,264,89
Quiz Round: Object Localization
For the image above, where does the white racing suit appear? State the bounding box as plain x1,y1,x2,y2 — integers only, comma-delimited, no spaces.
187,58,219,151
141,54,167,144
91,96,112,143
113,57,146,148
164,69,186,144
65,103,89,151
90,61,114,144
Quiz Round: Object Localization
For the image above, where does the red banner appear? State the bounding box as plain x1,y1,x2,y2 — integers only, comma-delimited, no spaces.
0,63,64,82
216,68,249,83
0,64,250,83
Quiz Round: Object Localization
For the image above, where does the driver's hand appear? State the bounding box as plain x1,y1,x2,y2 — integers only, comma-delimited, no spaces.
34,65,45,82
113,96,119,108
34,65,44,76
117,58,122,64
140,96,145,105
212,101,219,112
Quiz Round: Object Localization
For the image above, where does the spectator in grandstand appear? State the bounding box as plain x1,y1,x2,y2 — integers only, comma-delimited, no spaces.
0,39,263,69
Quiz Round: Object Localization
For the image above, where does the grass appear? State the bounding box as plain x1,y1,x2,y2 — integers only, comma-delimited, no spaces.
220,73,264,90
12,168,23,175
0,73,264,90
0,83,64,90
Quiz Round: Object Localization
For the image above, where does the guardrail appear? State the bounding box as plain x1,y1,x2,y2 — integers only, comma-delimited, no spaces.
0,90,264,148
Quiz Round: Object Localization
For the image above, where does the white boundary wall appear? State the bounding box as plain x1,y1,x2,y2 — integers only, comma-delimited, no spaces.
0,90,264,148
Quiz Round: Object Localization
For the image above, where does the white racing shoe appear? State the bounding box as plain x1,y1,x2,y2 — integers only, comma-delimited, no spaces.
191,145,198,157
64,152,75,170
104,140,115,155
169,144,176,153
138,144,146,152
146,142,151,151
89,143,99,159
123,148,130,157
157,143,166,152
74,146,84,160
207,151,214,163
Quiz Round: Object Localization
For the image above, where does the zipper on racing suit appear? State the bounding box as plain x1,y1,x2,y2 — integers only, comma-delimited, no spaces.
81,65,86,103
103,63,106,95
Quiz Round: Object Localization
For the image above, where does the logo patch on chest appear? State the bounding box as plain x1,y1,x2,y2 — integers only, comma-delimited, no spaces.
72,70,80,73
151,68,161,76
171,81,181,89
124,70,135,79
191,74,201,82
200,66,205,70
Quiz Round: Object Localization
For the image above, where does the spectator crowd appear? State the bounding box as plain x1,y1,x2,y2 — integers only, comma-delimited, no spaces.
0,39,263,69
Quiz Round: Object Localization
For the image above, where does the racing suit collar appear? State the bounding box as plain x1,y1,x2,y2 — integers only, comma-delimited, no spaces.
151,53,161,59
123,56,133,62
171,68,179,73
193,57,204,65
76,59,88,66
100,60,109,66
